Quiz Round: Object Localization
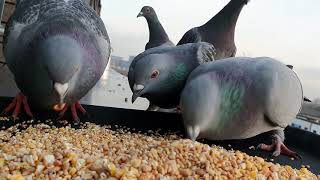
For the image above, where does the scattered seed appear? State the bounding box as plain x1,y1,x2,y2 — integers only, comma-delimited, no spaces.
0,123,317,179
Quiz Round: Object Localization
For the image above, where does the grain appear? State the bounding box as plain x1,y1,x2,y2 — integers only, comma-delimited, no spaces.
0,122,318,179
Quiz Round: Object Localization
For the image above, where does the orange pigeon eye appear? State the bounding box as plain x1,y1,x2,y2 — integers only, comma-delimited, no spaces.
151,70,159,79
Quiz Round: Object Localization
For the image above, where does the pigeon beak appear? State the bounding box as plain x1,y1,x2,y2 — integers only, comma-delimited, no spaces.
137,11,143,18
53,103,66,112
304,96,312,102
186,125,200,141
132,84,145,103
286,65,293,69
54,82,69,103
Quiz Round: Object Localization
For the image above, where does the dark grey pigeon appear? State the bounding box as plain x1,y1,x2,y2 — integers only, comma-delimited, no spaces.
129,42,215,109
136,6,175,112
137,6,174,50
177,0,249,60
180,57,304,158
2,0,111,122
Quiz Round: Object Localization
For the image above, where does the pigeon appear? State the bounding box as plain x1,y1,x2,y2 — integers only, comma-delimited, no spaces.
2,0,111,122
180,57,304,158
129,42,215,109
137,6,174,50
177,0,249,60
136,6,175,112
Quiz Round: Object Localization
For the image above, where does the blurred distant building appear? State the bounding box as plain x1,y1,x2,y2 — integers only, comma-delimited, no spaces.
109,56,131,76
0,0,16,61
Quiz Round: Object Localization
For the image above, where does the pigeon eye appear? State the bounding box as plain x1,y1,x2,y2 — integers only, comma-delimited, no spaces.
146,8,150,13
151,70,159,79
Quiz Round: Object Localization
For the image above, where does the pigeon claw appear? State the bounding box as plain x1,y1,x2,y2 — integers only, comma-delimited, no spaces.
1,92,33,120
257,136,301,159
56,101,88,124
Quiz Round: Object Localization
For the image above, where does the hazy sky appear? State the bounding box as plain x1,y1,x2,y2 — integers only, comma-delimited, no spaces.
100,0,320,100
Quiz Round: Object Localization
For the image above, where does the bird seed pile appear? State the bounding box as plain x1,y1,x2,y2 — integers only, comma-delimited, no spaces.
0,122,318,180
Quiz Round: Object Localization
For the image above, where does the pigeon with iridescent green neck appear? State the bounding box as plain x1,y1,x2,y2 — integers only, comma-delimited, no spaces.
136,6,175,112
180,57,304,158
129,42,215,109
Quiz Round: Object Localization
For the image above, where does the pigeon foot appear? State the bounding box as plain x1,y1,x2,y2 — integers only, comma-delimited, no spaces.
57,101,89,124
1,92,33,120
257,134,301,159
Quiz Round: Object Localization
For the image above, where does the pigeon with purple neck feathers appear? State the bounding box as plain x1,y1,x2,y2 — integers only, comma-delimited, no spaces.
180,57,304,158
130,42,215,109
137,6,174,50
2,0,111,122
177,0,249,60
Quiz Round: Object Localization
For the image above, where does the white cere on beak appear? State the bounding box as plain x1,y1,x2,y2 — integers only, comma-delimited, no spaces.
137,12,143,17
133,84,144,91
187,125,200,141
54,82,69,104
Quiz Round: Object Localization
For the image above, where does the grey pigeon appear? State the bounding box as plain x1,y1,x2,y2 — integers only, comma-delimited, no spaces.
136,6,175,112
2,0,111,121
177,0,249,60
137,6,174,50
129,42,215,108
180,57,304,158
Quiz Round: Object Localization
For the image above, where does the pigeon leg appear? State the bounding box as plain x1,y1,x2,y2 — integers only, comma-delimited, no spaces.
257,130,301,159
70,103,80,124
57,101,88,124
57,105,69,121
71,101,90,123
75,101,88,115
1,92,33,120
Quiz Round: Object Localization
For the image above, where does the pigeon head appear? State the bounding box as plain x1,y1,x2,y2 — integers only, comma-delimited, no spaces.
19,29,87,110
36,35,82,108
137,6,157,20
131,53,189,106
130,42,216,108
